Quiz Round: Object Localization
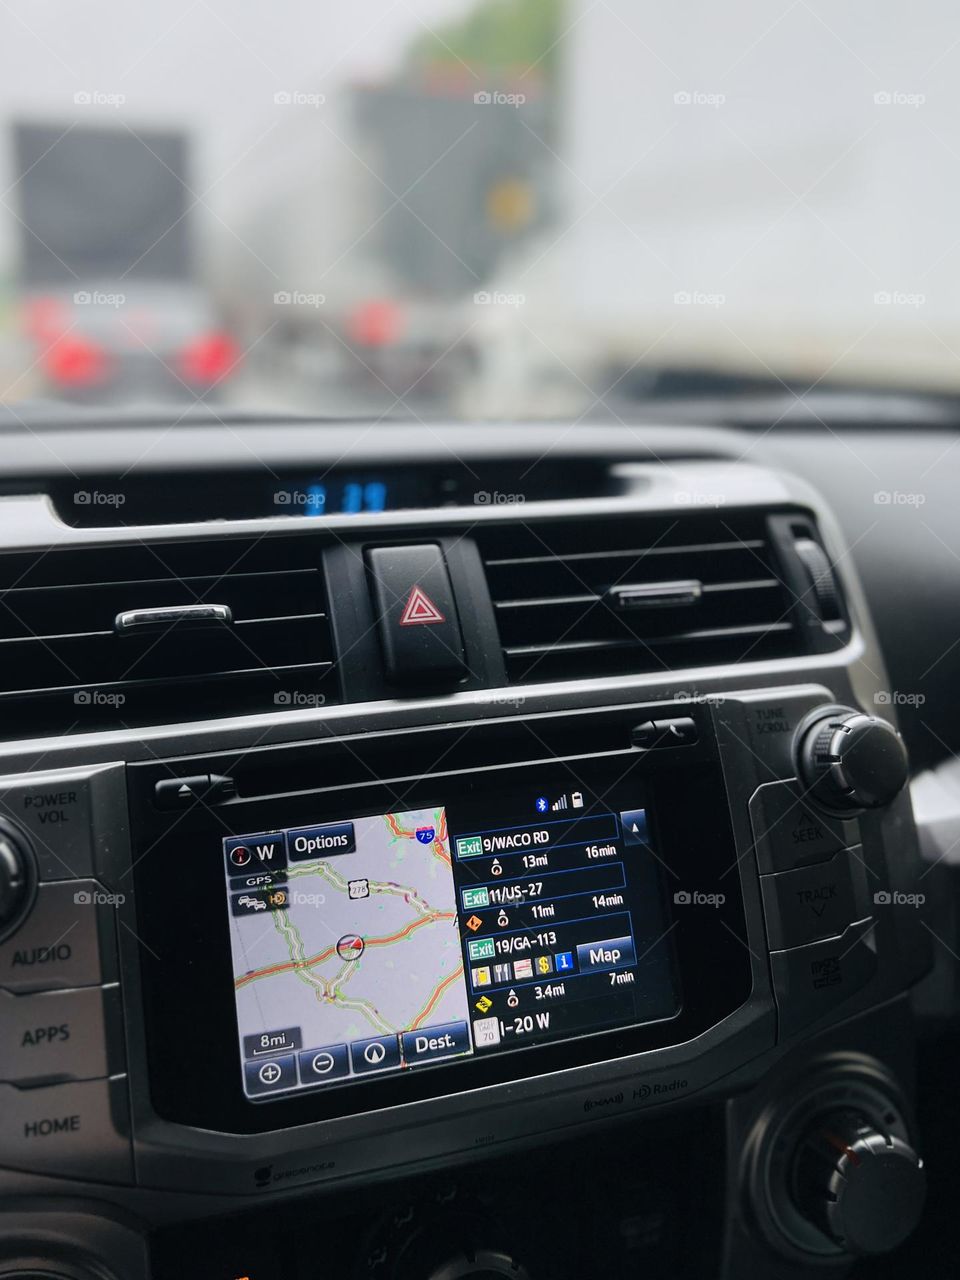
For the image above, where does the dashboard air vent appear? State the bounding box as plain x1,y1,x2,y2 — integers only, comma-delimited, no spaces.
479,512,825,684
0,536,337,737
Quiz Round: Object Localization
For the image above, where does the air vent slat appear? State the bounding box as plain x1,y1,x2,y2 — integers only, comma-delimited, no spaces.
0,538,338,737
478,513,816,684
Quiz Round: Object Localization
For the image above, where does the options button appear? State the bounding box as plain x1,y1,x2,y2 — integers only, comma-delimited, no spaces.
401,1021,470,1067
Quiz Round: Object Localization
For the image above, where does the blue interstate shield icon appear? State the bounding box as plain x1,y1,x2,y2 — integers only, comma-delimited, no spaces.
415,826,435,844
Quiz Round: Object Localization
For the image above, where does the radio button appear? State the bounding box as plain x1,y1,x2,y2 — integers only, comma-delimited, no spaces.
761,848,868,949
0,1074,132,1182
770,917,878,1039
749,780,859,874
0,880,116,994
0,983,120,1085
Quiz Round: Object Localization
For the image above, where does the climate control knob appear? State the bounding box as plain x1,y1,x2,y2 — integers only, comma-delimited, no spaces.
792,1109,925,1255
0,821,32,937
798,709,908,811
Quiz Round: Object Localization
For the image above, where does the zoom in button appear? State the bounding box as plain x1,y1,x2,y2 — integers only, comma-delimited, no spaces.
298,1044,349,1083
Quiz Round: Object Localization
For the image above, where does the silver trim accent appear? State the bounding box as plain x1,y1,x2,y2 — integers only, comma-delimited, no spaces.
114,604,233,633
605,579,703,609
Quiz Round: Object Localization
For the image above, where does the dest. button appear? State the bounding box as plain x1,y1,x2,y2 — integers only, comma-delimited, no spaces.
401,1021,470,1067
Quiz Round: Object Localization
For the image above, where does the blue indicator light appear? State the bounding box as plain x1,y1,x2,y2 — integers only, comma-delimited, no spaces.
342,482,363,514
305,484,326,517
364,480,387,512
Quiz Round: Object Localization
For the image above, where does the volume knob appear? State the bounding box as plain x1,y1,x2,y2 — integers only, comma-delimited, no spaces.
792,1109,925,1255
799,709,908,811
0,821,34,939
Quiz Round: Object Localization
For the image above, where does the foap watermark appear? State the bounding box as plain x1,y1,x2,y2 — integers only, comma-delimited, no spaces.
474,490,525,505
874,489,926,507
874,690,926,707
74,490,126,507
74,89,125,108
874,889,925,909
676,689,726,706
476,691,527,710
274,690,327,708
274,290,325,308
274,488,327,511
74,888,125,906
273,90,325,108
74,290,125,308
287,889,328,908
674,90,726,109
873,90,925,108
674,289,725,307
474,289,525,307
474,90,526,107
74,689,126,708
673,890,725,908
673,490,727,506
874,290,925,308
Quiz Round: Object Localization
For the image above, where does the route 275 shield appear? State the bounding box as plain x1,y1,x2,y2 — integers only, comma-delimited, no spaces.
415,826,435,844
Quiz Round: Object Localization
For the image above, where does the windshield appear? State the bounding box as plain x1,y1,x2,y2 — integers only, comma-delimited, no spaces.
0,1,951,419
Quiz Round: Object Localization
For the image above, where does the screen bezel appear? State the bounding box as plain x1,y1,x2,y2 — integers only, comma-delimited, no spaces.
132,752,752,1134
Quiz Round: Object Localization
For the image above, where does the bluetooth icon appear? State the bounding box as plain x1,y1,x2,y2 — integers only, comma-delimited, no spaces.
535,796,549,814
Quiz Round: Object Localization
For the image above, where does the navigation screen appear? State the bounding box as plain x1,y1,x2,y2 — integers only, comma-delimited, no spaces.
223,783,680,1100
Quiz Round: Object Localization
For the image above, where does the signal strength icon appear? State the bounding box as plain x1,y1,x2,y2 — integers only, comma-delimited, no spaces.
550,795,568,811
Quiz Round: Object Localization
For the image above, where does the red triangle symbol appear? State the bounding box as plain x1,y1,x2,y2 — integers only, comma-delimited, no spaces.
399,584,445,626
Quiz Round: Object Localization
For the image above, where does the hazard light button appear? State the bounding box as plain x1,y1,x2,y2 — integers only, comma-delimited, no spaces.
366,544,466,685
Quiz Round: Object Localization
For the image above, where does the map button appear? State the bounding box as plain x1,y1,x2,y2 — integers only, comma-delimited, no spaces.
299,1044,349,1084
402,1021,470,1067
576,935,637,974
350,1034,401,1075
243,1053,297,1095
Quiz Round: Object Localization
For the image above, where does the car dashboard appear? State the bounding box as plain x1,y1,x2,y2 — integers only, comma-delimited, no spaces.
0,410,953,1280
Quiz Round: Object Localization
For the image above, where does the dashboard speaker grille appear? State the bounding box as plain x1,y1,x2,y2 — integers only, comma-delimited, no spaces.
0,536,337,736
478,511,813,684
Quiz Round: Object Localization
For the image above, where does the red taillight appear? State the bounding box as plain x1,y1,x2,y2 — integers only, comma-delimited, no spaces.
23,296,68,344
346,299,404,348
43,334,110,387
177,332,240,384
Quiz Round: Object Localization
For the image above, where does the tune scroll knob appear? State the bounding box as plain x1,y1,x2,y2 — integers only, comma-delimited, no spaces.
792,1110,926,1256
798,709,909,811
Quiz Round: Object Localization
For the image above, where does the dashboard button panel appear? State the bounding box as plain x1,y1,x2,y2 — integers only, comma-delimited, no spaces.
749,779,859,874
0,1074,132,1182
770,916,878,1039
760,847,868,949
0,765,124,883
0,983,120,1085
0,880,117,994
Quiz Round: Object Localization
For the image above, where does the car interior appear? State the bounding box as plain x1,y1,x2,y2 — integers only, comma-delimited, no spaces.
2,3,960,1279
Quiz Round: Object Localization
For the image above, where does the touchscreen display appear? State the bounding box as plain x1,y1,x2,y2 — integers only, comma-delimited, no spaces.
223,783,680,1100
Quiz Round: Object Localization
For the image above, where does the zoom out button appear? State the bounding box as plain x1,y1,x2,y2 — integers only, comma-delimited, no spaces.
298,1044,349,1083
